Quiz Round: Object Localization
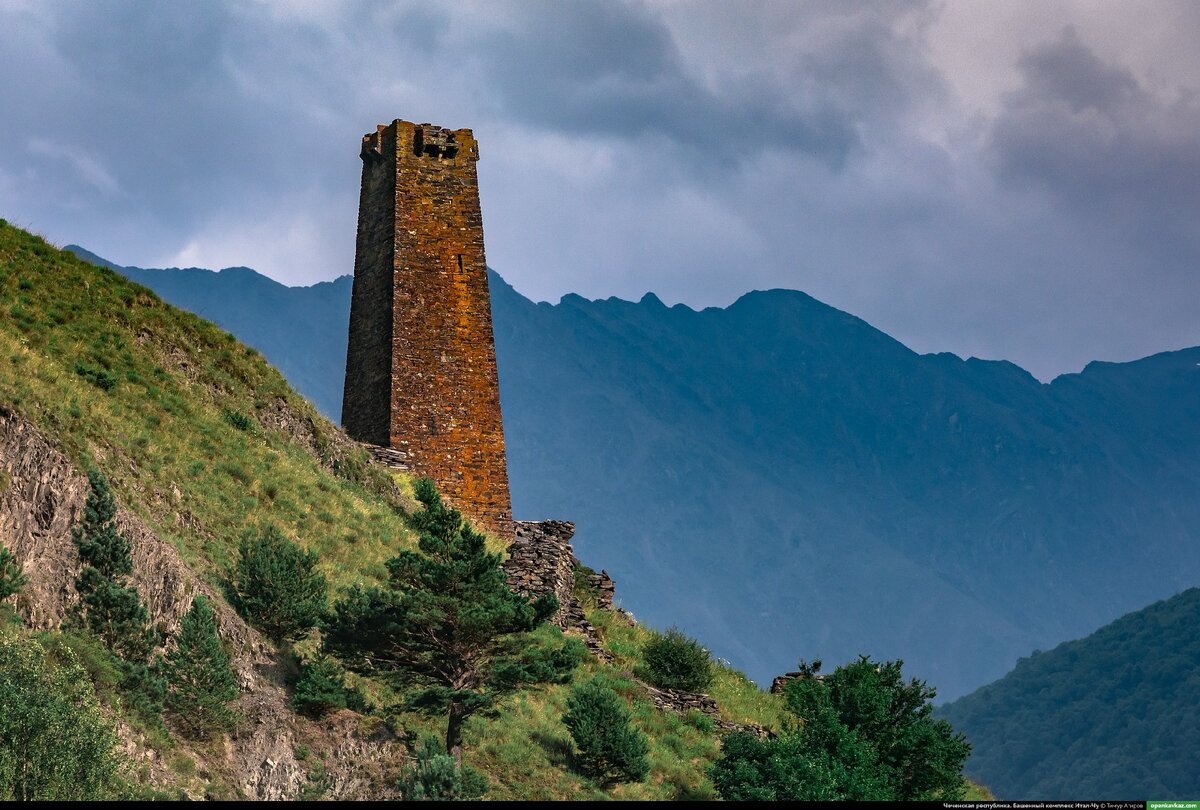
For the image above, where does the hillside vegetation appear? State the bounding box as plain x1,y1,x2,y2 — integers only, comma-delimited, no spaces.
939,587,1200,799
73,247,1200,701
0,221,796,799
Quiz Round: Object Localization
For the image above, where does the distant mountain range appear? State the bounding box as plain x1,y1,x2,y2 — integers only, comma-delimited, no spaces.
940,587,1200,798
67,245,1200,700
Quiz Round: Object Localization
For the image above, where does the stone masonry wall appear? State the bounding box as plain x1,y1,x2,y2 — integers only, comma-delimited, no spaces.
342,119,512,537
504,520,577,628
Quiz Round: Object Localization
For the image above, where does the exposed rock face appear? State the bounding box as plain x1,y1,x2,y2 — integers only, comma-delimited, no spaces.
343,119,512,537
0,406,400,799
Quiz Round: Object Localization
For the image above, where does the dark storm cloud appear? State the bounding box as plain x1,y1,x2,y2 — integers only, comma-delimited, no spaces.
988,26,1200,268
0,1,1197,379
993,27,1200,237
470,0,861,167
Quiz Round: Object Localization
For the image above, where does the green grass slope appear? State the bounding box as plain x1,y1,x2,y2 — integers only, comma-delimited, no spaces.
939,587,1200,799
0,220,412,587
0,220,785,799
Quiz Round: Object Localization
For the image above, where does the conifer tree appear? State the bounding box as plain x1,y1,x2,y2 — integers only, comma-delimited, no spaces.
165,596,239,738
325,477,583,762
563,679,650,786
72,471,157,661
232,525,327,645
0,545,26,603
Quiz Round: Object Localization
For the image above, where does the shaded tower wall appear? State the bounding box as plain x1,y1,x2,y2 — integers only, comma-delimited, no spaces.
342,119,512,536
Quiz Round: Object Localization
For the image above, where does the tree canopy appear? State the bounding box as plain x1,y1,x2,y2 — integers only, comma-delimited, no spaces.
325,477,582,760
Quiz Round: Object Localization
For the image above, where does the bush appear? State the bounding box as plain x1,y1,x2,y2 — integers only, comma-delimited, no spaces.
563,679,650,786
0,633,125,800
290,657,368,717
641,627,713,692
0,545,26,602
165,596,239,738
232,526,327,645
223,409,253,432
73,362,116,391
397,736,488,801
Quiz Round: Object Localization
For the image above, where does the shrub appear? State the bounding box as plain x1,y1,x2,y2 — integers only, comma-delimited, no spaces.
397,736,488,801
222,409,253,432
165,596,239,738
290,657,368,717
0,545,26,602
232,526,327,645
0,634,125,800
73,362,116,391
641,627,713,692
563,679,649,786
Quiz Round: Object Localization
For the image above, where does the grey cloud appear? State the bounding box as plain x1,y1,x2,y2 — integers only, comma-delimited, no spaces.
991,26,1200,257
472,0,861,167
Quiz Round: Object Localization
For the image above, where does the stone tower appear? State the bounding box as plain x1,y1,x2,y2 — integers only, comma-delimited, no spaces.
342,119,512,536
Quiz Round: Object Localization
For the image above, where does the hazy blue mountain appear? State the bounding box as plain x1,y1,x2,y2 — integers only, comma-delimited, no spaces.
68,246,1200,700
939,587,1200,798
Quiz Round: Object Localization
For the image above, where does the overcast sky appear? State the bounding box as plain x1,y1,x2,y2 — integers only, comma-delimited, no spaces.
2,0,1198,379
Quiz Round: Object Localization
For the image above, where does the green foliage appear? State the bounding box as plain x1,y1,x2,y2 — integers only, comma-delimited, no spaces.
165,596,239,738
563,679,650,786
816,656,969,800
325,477,579,757
71,472,160,676
73,361,116,391
712,657,968,802
0,545,26,602
232,525,327,644
0,225,414,611
710,727,884,802
641,626,713,692
0,633,125,800
73,470,131,579
398,736,489,801
940,587,1200,799
290,657,368,717
222,409,253,432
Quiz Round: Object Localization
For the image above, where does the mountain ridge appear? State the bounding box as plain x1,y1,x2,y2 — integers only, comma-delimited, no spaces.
65,246,1200,701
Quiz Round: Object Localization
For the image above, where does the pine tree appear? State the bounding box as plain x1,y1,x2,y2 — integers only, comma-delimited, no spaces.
165,596,239,738
290,657,366,717
232,525,327,645
325,477,583,763
563,680,650,786
0,545,26,602
397,736,489,801
71,471,158,661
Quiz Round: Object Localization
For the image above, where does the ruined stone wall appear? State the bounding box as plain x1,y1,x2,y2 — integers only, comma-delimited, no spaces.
342,119,512,536
505,520,577,628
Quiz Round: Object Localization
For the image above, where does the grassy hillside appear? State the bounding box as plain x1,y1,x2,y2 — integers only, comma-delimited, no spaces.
939,587,1200,799
1,222,411,588
0,220,787,799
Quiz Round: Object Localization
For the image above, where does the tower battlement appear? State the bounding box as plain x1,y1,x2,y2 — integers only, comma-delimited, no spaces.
342,118,512,536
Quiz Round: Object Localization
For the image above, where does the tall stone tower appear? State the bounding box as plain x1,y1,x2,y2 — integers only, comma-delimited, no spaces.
342,119,512,536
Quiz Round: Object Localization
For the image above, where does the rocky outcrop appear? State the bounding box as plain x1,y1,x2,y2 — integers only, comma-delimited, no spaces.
0,406,400,799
